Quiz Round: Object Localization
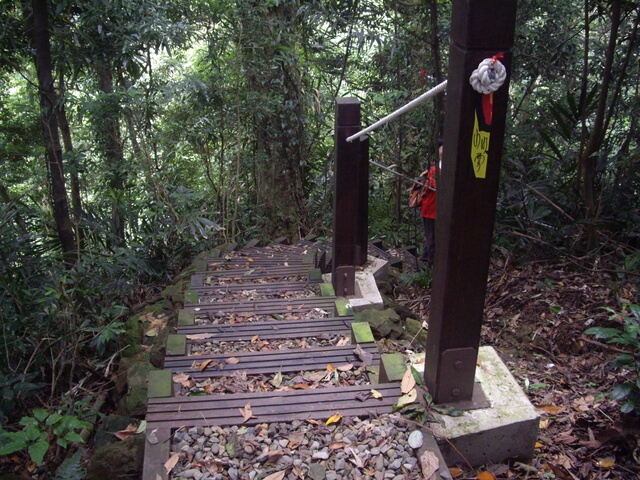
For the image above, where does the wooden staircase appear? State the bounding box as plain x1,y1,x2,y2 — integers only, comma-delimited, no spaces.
142,239,407,480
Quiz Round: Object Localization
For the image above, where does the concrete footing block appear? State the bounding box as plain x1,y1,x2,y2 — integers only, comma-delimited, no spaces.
428,346,540,467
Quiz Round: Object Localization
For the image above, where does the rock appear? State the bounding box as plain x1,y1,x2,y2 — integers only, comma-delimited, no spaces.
404,318,427,345
93,414,139,450
308,463,326,480
408,430,424,449
355,309,404,339
117,359,154,416
86,434,145,480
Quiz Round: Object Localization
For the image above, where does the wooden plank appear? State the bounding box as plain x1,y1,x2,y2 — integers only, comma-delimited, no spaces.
177,317,356,340
142,427,171,480
188,296,336,312
146,383,402,428
163,343,380,377
200,264,313,277
189,281,319,296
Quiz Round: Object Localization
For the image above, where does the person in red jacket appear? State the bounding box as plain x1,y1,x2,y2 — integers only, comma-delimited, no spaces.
419,138,443,267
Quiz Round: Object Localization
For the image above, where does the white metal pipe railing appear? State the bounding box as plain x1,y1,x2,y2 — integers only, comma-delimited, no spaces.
346,80,448,143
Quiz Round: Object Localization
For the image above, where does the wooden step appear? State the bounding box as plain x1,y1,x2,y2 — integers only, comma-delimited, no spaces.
146,383,402,429
176,316,356,340
185,296,337,313
189,280,322,293
163,343,380,378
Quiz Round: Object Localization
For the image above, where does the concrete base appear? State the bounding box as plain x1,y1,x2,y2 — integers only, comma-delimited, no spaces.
412,347,539,467
322,256,387,312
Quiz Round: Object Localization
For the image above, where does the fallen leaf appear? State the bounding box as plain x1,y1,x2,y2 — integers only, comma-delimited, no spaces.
355,391,370,402
477,472,496,480
554,431,578,445
226,357,240,365
395,388,417,408
336,363,353,372
448,467,464,478
112,423,139,441
348,447,364,467
172,373,189,383
164,452,181,474
329,441,345,450
186,333,217,340
200,359,214,371
353,345,373,366
370,389,383,399
419,450,439,480
251,335,260,343
401,368,416,394
293,383,311,389
303,371,327,383
263,471,286,480
239,403,256,423
271,371,283,388
336,337,350,346
537,404,565,415
326,412,342,425
327,363,336,372
267,450,284,463
595,458,616,468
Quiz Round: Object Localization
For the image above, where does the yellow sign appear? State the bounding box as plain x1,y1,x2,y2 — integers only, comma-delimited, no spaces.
471,110,490,178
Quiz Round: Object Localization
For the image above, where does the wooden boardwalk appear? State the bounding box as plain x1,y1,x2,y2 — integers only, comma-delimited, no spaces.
142,239,406,480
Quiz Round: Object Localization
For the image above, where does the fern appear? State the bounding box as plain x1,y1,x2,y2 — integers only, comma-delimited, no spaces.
397,269,432,288
54,450,85,480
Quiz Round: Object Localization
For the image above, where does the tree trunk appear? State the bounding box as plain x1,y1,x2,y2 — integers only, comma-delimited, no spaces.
96,61,126,246
427,0,444,140
29,0,77,260
239,1,310,242
577,0,622,251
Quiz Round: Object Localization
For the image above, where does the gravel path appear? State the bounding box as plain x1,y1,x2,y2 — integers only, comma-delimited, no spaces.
170,414,425,480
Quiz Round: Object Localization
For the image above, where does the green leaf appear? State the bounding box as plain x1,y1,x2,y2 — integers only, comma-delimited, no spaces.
0,440,27,455
410,366,424,387
612,353,634,368
46,413,63,426
24,424,42,442
610,383,634,401
620,401,635,414
432,404,465,417
63,431,85,444
629,304,640,320
32,409,49,423
28,440,49,465
56,437,68,449
19,416,38,427
584,327,621,340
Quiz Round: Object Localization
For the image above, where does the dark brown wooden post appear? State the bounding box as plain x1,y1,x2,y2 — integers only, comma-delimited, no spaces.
356,136,370,265
332,98,367,296
425,0,517,403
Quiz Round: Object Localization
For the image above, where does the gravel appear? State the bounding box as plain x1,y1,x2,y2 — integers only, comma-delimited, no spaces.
170,414,426,480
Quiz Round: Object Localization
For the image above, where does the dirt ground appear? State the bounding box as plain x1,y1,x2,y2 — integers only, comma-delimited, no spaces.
394,251,640,480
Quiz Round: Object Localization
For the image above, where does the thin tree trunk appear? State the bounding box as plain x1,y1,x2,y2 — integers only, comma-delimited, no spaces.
578,0,622,251
29,0,76,260
96,61,126,245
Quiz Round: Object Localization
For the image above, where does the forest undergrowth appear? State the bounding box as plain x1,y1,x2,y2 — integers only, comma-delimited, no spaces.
395,249,640,480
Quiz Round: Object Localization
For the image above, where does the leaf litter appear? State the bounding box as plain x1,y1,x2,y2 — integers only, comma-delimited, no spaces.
395,253,640,479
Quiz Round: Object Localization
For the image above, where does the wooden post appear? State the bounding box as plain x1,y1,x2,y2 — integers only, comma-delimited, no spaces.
332,98,367,296
425,0,517,403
